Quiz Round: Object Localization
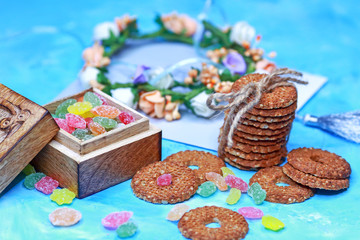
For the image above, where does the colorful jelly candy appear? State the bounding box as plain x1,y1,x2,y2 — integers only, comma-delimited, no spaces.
116,221,137,238
93,116,117,129
55,99,77,119
84,92,102,107
49,207,82,227
22,164,36,176
196,181,217,197
238,207,264,219
24,172,46,190
157,174,172,186
94,92,108,105
167,204,190,221
85,117,94,127
225,174,248,192
119,112,135,125
54,118,75,134
50,188,76,205
205,172,228,191
102,211,133,230
248,182,266,205
80,111,97,119
65,113,86,129
72,129,91,140
221,167,235,177
226,188,241,205
262,215,285,231
67,101,93,115
91,105,120,119
88,121,106,136
35,176,59,194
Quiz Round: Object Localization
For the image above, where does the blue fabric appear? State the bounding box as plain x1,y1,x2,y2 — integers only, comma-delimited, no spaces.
1,0,360,239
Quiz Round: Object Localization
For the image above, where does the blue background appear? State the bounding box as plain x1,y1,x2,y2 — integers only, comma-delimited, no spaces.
0,0,360,239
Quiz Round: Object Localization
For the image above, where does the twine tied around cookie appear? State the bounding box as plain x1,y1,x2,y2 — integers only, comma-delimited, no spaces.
206,68,308,153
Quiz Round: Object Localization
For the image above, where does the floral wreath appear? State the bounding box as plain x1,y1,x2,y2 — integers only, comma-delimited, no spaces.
79,13,277,121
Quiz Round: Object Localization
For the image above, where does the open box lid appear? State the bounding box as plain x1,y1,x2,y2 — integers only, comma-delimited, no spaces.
0,83,59,194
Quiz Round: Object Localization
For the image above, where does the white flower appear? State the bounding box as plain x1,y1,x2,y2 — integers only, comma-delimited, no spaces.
93,22,119,41
190,91,216,118
230,21,255,45
148,67,174,90
78,66,100,88
111,88,136,109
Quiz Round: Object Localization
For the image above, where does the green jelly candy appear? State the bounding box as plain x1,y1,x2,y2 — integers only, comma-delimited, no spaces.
262,215,285,231
72,129,91,140
22,164,36,176
196,181,217,197
83,134,95,141
93,117,117,129
248,182,266,205
24,173,46,190
55,99,77,119
84,92,102,107
116,221,137,238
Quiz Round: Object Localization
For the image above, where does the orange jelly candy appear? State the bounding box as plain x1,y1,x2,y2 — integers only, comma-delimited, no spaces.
90,105,120,119
88,121,106,136
49,207,82,227
205,172,228,191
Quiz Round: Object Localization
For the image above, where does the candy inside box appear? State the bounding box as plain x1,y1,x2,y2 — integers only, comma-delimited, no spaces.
32,88,162,198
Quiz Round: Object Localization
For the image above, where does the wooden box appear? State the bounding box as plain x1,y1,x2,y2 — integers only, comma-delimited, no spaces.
0,84,59,194
32,88,162,198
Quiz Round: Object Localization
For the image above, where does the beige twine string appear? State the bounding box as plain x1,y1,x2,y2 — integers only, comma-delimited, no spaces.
206,68,308,155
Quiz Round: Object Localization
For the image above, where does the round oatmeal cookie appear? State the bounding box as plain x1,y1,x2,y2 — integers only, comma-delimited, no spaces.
164,150,225,185
232,139,285,154
225,146,287,160
247,102,297,117
242,112,295,123
234,128,290,141
249,166,315,204
224,158,257,171
287,147,351,179
231,73,297,109
224,152,285,169
178,206,249,240
240,116,294,130
232,134,287,146
283,163,350,190
236,122,291,136
131,161,198,204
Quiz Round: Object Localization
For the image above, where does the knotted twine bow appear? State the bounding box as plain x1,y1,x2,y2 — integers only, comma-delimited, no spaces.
206,68,308,156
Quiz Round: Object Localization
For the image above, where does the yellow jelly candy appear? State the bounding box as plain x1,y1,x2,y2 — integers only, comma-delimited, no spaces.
221,167,235,177
262,215,285,231
50,188,76,205
226,188,241,205
80,111,97,118
67,101,93,115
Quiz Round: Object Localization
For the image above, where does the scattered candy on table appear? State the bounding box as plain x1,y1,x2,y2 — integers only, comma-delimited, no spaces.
196,181,217,197
35,176,59,195
262,215,285,231
23,173,46,190
226,188,241,205
22,164,36,176
248,182,267,205
205,172,228,191
221,167,235,177
238,207,264,219
116,221,138,238
225,174,248,192
157,174,172,186
102,211,133,230
49,207,82,227
167,204,190,221
50,188,76,205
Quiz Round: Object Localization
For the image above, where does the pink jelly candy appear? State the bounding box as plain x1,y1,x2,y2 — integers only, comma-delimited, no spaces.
119,112,135,125
65,113,86,129
157,174,172,186
102,211,133,230
225,175,248,192
94,92,108,105
35,176,59,194
54,118,75,134
85,117,94,127
91,105,120,119
238,207,264,219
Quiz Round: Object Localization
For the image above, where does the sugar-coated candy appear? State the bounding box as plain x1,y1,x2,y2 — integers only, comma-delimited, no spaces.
65,113,86,129
72,129,91,140
226,188,241,205
55,99,77,119
116,221,137,238
167,204,190,221
93,116,117,129
85,117,93,127
248,182,266,205
94,92,108,105
221,167,235,177
35,176,59,194
67,101,93,115
225,174,248,192
206,172,228,191
238,207,264,219
50,188,76,205
80,111,97,119
262,215,285,231
102,211,133,230
91,105,120,119
49,207,82,227
196,181,217,197
119,112,135,125
22,164,36,176
24,172,46,190
54,118,75,134
84,92,102,107
157,174,172,186
88,121,106,136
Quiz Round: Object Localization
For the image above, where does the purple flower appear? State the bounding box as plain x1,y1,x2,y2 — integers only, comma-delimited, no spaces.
222,52,247,75
133,65,150,84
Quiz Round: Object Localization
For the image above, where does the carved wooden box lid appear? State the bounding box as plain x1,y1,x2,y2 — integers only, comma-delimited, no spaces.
0,84,59,194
